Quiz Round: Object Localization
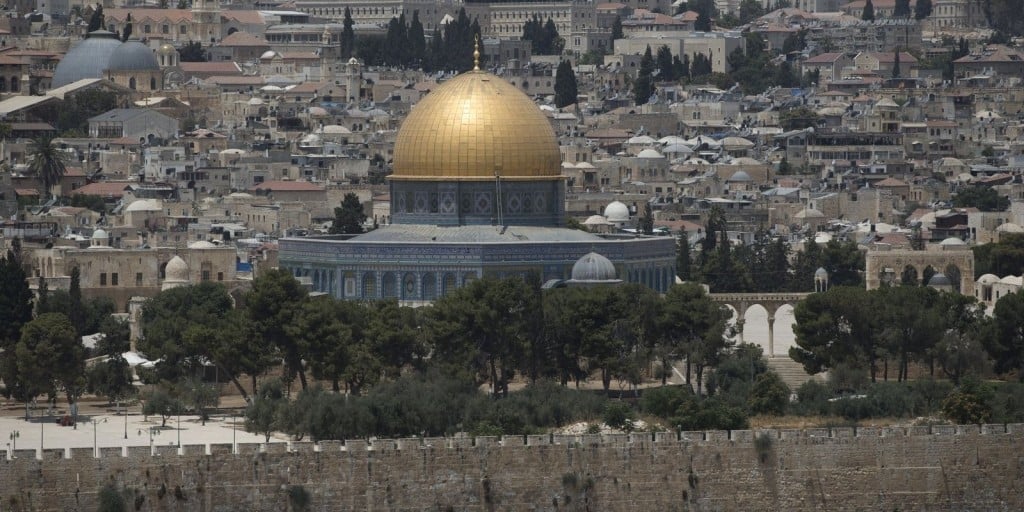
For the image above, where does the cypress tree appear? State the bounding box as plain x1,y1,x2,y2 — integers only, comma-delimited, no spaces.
914,0,932,19
409,10,426,67
554,60,578,108
862,0,875,21
341,7,355,59
634,45,655,105
676,231,692,281
611,15,623,40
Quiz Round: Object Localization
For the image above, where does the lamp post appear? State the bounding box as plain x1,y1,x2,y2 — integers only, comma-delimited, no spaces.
122,401,128,440
231,413,237,454
91,418,107,458
139,426,161,453
8,430,19,456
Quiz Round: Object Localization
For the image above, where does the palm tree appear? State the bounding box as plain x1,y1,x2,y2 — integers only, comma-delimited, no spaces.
28,134,67,199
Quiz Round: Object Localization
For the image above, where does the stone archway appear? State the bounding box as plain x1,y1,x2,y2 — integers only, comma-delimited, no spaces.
708,292,810,357
865,249,975,296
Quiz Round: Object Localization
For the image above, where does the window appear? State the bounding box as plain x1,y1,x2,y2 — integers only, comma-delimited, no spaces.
111,273,119,286
202,270,211,281
162,24,169,34
144,24,151,34
217,272,224,281
136,273,143,286
100,273,107,286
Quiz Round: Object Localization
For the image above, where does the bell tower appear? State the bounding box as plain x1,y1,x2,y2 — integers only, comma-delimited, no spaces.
191,0,221,44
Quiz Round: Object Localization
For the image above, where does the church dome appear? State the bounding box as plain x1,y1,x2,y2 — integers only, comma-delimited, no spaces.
164,256,189,282
571,252,618,281
91,228,109,240
107,40,160,71
391,70,561,180
927,272,952,288
604,200,630,223
53,31,124,87
157,43,176,55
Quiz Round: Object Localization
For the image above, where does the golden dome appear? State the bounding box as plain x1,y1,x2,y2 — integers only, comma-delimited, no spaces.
391,71,561,181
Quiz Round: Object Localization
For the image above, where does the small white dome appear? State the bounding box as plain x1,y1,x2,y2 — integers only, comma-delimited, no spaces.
571,252,618,281
308,106,328,117
814,267,828,278
248,97,264,106
636,148,664,159
164,256,189,283
795,207,825,219
940,237,966,246
260,50,279,60
604,200,630,223
730,157,762,166
188,241,217,249
978,273,1000,285
322,124,351,134
583,215,610,225
91,228,109,239
627,135,656,145
124,199,162,212
997,222,1024,233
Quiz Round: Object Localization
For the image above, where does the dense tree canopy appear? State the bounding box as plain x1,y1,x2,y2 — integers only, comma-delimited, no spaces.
952,185,1010,211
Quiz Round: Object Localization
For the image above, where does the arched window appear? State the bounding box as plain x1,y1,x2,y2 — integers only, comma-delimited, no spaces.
362,273,377,298
129,77,137,90
421,273,437,300
382,272,397,298
9,77,17,92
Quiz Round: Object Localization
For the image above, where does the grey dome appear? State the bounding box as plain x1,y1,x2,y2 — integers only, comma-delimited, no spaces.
814,267,828,278
107,40,159,72
53,31,123,87
571,252,617,281
928,273,952,287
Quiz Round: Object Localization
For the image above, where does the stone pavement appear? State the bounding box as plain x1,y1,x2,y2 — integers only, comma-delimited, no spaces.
0,411,284,459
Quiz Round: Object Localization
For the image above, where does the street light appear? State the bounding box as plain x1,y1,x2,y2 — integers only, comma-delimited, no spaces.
138,426,161,453
231,413,237,454
90,418,108,458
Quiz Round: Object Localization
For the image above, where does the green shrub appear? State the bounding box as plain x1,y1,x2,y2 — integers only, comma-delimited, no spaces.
991,382,1024,423
639,385,694,419
677,398,748,430
748,371,790,416
602,401,635,430
942,377,994,424
793,379,831,416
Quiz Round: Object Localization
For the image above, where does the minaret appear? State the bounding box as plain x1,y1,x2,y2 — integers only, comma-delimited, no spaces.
191,0,222,44
345,57,361,103
320,25,338,74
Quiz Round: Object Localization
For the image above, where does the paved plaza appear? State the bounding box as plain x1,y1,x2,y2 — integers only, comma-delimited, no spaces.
1,410,284,459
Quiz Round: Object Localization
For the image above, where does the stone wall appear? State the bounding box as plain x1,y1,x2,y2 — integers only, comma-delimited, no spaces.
2,425,1023,511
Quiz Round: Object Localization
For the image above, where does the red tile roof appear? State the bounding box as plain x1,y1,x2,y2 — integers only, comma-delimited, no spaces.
71,182,132,197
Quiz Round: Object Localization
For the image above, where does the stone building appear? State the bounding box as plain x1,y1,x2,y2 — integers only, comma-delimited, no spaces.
278,62,676,302
31,231,240,310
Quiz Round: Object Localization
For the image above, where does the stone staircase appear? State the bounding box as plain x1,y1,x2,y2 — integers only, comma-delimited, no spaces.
767,357,823,391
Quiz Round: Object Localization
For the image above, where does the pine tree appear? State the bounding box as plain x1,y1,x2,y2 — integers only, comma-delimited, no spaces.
634,45,655,106
862,0,875,21
914,0,932,19
611,15,623,40
341,7,355,59
554,60,578,108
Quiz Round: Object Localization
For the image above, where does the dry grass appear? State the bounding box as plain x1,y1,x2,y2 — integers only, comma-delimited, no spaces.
748,415,909,429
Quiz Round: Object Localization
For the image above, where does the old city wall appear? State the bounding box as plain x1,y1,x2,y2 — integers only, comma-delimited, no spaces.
2,424,1023,512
